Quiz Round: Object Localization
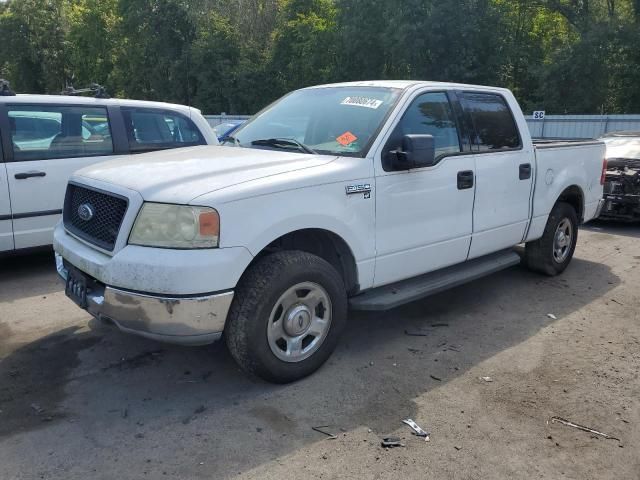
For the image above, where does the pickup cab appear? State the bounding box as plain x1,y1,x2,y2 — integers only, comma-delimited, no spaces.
54,81,607,383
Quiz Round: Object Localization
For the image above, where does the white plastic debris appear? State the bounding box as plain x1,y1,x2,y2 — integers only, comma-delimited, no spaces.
402,418,430,441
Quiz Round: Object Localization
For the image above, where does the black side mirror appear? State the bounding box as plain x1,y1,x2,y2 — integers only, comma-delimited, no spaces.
391,134,436,170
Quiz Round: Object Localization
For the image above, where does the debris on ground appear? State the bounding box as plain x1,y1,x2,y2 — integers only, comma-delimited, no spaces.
30,403,44,415
611,299,624,306
311,425,338,440
547,314,557,320
402,419,430,441
550,416,620,441
381,437,405,448
454,445,462,451
430,375,442,381
480,376,493,382
194,405,207,414
404,330,428,337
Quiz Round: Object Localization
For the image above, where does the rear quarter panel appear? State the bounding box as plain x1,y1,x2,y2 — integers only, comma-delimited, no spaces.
526,142,605,241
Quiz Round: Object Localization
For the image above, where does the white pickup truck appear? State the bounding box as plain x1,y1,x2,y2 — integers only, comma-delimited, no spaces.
54,81,606,383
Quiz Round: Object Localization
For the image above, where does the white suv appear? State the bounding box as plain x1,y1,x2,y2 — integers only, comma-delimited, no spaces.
0,91,217,253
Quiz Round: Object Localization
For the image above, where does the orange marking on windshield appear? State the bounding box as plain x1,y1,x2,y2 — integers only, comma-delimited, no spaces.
336,131,358,146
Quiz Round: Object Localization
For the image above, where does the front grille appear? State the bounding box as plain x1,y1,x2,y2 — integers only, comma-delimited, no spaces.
63,183,128,251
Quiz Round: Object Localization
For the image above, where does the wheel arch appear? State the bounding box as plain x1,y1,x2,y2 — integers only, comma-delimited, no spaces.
556,185,585,222
245,228,360,295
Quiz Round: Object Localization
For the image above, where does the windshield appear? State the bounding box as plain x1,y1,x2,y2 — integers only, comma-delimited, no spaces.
602,137,640,160
226,86,401,156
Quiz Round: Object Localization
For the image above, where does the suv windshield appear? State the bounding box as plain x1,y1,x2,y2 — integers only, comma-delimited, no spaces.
225,86,401,156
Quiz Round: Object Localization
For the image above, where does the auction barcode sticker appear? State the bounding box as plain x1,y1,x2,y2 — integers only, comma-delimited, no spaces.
341,96,384,109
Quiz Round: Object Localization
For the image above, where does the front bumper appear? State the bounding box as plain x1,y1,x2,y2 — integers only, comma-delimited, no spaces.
594,198,606,219
599,193,640,221
56,253,233,345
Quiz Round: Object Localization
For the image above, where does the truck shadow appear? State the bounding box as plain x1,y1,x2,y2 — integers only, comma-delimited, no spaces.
583,219,640,239
0,253,621,477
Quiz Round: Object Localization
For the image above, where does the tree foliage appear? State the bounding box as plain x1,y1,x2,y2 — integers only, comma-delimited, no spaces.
1,0,639,114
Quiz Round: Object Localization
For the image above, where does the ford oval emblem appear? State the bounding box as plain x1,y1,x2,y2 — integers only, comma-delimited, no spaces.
77,203,94,222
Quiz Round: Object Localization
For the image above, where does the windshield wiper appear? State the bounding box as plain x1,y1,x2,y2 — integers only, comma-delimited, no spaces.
250,138,317,155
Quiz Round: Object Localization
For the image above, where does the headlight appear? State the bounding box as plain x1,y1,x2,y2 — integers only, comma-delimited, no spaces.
129,203,219,249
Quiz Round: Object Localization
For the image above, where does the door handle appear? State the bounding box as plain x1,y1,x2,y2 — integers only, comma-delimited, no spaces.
457,170,474,190
519,163,532,180
14,171,46,180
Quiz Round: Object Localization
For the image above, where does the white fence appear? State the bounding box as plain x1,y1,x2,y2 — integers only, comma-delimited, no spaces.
205,113,640,140
526,115,640,139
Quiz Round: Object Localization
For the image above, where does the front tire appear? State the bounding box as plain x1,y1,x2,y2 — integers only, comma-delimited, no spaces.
225,251,347,383
525,201,578,276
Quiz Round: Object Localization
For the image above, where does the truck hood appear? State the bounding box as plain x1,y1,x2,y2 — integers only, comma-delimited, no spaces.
75,145,337,203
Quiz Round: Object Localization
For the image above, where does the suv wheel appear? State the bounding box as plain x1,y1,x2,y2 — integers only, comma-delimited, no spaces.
225,251,347,383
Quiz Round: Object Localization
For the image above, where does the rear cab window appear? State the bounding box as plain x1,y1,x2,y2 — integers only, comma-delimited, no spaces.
461,92,521,152
122,108,205,153
8,105,114,161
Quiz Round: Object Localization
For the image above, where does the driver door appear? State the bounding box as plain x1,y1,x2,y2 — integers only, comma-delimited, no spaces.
373,91,475,287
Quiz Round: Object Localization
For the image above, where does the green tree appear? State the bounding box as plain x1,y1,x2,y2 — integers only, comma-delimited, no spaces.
0,0,68,93
66,0,121,90
115,0,194,104
270,0,339,91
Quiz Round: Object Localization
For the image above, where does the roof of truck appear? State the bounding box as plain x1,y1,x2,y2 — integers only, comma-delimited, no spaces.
307,80,511,93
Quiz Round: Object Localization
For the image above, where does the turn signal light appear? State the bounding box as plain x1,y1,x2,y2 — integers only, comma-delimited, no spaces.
199,210,220,236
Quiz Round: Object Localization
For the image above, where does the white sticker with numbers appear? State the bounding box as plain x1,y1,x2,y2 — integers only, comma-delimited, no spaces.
341,96,384,109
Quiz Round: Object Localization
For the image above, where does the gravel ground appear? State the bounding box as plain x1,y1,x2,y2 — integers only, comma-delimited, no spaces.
0,221,638,480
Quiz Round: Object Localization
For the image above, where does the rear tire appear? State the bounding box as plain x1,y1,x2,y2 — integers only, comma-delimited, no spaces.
225,251,347,383
525,201,578,276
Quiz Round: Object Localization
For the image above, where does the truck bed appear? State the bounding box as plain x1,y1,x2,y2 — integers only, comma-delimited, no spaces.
532,138,603,149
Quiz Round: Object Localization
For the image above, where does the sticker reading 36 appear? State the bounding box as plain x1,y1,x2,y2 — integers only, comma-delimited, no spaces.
341,96,384,109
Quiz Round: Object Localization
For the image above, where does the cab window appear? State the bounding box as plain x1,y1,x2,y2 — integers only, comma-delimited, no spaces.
384,92,462,169
8,106,113,161
462,93,521,151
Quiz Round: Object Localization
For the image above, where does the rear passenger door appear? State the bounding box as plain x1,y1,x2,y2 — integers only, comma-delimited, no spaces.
460,92,534,258
3,104,119,249
121,107,206,153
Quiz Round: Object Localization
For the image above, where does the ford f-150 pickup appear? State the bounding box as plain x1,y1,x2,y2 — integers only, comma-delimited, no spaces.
54,81,607,383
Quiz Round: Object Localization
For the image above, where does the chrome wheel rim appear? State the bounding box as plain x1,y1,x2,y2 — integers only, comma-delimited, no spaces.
267,282,332,363
553,218,573,263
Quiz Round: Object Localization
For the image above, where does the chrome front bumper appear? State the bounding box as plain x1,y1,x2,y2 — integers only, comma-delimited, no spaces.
56,253,233,346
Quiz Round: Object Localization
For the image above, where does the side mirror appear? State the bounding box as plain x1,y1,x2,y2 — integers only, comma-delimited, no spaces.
392,134,436,170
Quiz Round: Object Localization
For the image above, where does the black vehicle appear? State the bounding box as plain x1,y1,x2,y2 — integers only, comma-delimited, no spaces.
600,131,640,221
